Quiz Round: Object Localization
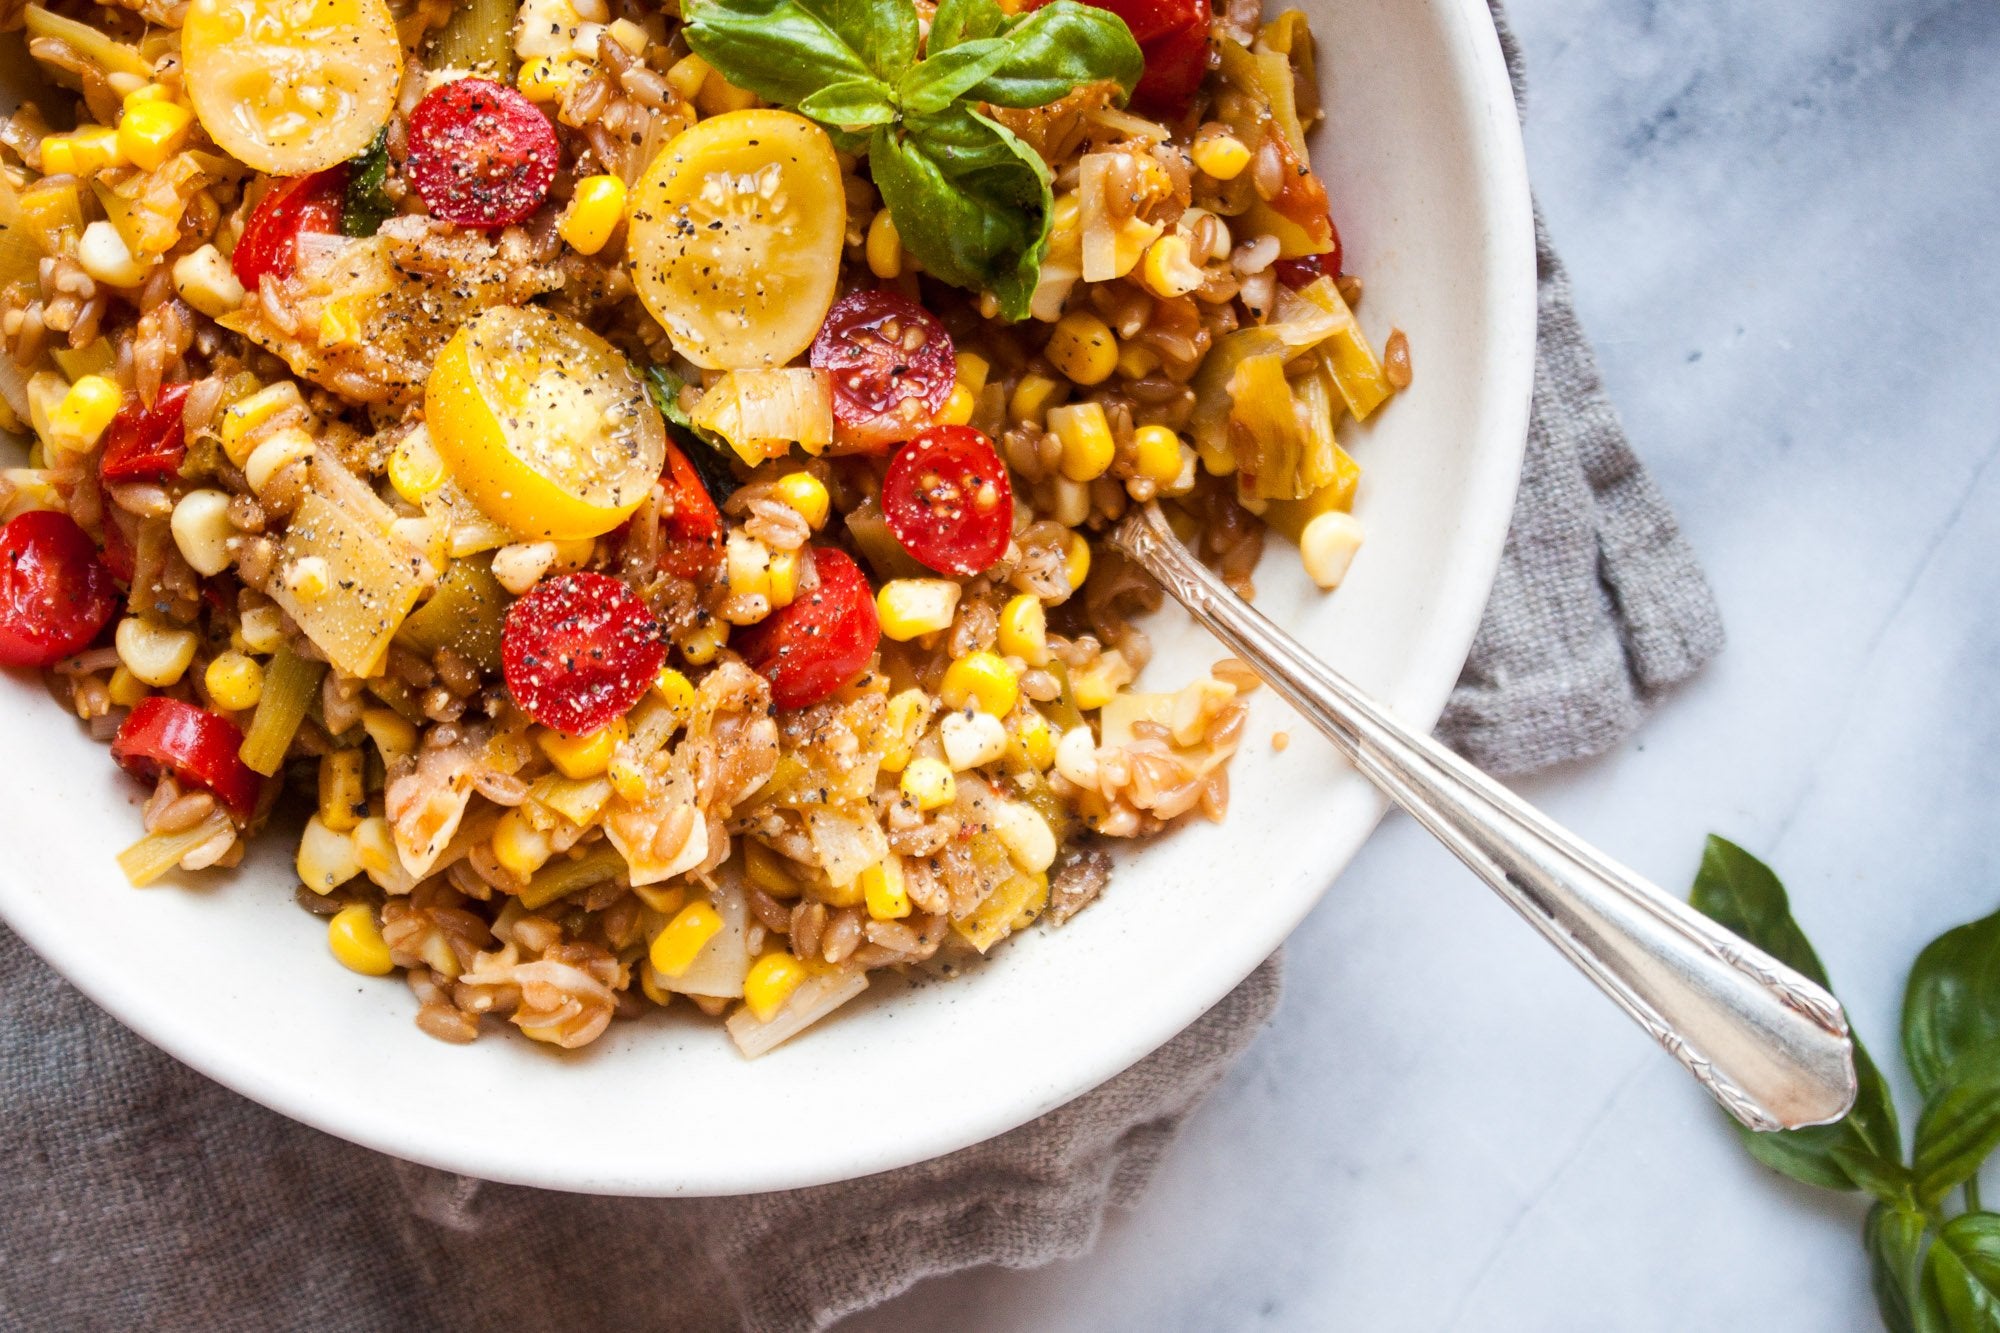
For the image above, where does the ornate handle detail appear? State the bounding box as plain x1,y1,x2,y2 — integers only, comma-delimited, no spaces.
1109,502,1856,1131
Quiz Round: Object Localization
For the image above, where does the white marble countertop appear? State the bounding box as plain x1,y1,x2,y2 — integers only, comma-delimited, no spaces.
851,0,2000,1326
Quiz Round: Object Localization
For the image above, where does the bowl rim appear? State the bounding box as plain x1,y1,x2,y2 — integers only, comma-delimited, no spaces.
0,0,1537,1196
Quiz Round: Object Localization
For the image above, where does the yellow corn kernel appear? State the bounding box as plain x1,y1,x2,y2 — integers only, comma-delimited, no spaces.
168,488,234,577
650,899,723,977
203,650,263,712
678,618,728,665
297,814,361,893
861,856,911,920
559,174,627,255
900,756,956,811
361,706,417,764
1116,342,1159,380
1006,707,1056,771
1008,372,1063,427
880,687,930,774
537,716,629,779
991,798,1056,873
652,665,696,715
327,904,394,975
115,617,196,687
1046,191,1082,264
1139,232,1204,300
865,208,903,279
942,650,1020,718
47,374,120,452
772,471,829,530
1299,510,1364,590
665,52,712,100
723,530,775,613
996,593,1049,667
39,126,122,177
875,577,961,641
1192,133,1252,180
607,17,649,54
955,351,990,397
351,817,398,885
235,603,286,655
936,382,976,426
106,665,148,708
1132,424,1186,488
1071,648,1133,710
767,547,800,608
492,807,553,878
117,97,193,171
607,757,648,804
1064,531,1092,593
639,962,674,1006
218,381,302,467
518,54,587,103
633,883,687,917
316,748,366,832
744,951,808,1021
1047,401,1116,482
1044,311,1118,387
744,839,801,900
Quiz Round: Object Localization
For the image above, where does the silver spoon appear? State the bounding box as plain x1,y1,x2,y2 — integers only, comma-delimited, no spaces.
1107,501,1855,1131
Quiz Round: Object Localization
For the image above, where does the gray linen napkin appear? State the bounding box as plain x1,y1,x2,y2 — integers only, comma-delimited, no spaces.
0,8,1723,1329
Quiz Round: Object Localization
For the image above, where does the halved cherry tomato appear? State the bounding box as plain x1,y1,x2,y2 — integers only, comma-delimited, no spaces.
881,425,1014,577
1264,129,1335,250
0,511,118,669
232,168,348,290
99,513,135,586
111,697,264,818
809,290,956,451
735,548,880,710
98,383,192,483
502,571,665,735
1132,17,1211,116
658,440,724,582
407,78,559,230
1272,224,1343,288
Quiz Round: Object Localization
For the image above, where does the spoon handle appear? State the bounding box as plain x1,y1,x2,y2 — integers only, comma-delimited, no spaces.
1109,502,1856,1131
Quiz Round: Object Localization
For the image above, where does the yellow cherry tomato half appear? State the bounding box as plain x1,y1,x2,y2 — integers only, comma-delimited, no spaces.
425,305,667,542
182,0,402,176
627,109,846,370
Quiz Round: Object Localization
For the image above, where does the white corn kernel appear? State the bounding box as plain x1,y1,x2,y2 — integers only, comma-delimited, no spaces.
991,799,1057,873
1055,725,1100,788
236,604,286,654
940,710,1008,771
77,220,149,287
875,578,961,641
171,244,245,317
169,488,235,576
1299,511,1364,589
1050,476,1091,528
243,425,314,495
491,541,558,595
114,617,197,687
296,814,362,893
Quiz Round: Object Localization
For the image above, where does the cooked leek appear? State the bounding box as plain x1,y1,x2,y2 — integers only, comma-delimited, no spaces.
952,870,1049,953
726,967,869,1058
116,809,235,886
528,773,614,827
429,0,517,77
269,456,428,678
239,646,325,776
518,842,627,911
23,5,151,82
1226,352,1314,501
1260,450,1361,546
688,368,834,465
1292,277,1393,420
395,553,507,674
844,496,930,581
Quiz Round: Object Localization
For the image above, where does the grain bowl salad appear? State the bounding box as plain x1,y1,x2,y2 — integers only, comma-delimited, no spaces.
0,0,1406,1054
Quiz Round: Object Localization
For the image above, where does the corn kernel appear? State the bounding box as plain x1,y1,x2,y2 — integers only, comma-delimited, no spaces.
77,220,148,287
995,593,1049,667
607,757,648,803
941,649,1019,717
245,425,314,496
115,617,196,687
880,688,932,774
955,351,991,397
767,548,800,608
633,883,687,917
1048,401,1116,482
204,650,264,712
519,54,588,102
1054,723,1100,787
314,748,365,833
1007,707,1056,771
876,578,961,641
936,382,976,426
900,756,956,811
1046,192,1082,264
665,52,712,100
297,814,361,894
537,716,629,778
650,899,723,977
559,173,627,255
1063,531,1092,593
694,69,758,116
678,618,728,665
117,98,193,171
861,857,910,920
107,665,148,708
606,17,648,54
492,807,554,877
865,209,903,279
652,666,696,715
941,709,1007,770
218,381,303,467
1070,649,1132,710
744,951,809,1021
47,374,120,452
1116,342,1159,380
744,839,801,900
1008,372,1063,426
172,244,245,317
1044,311,1118,387
327,904,394,975
1192,133,1252,180
1132,425,1186,488
39,126,122,177
236,603,286,655
352,817,401,889
361,707,417,764
1140,232,1204,300
723,530,777,619
170,488,235,577
772,471,829,530
639,962,674,1006
1299,510,1364,589
991,798,1057,873
812,872,864,909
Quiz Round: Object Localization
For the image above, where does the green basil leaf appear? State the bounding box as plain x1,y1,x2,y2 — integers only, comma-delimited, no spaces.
796,77,899,127
898,36,1013,115
1925,1213,2000,1333
1914,1053,2000,1209
340,129,393,238
953,0,1145,108
928,0,1011,53
1870,1203,1945,1333
1689,835,1905,1190
644,366,737,503
1904,907,2000,1101
682,0,913,107
868,107,1051,321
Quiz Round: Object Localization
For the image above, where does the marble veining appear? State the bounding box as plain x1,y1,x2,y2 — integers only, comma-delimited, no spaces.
849,0,2000,1327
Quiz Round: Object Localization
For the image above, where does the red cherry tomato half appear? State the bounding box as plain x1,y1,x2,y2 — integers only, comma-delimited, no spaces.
1082,0,1203,46
1131,18,1211,116
880,425,1014,577
98,382,192,483
99,513,135,586
1272,221,1343,289
735,548,880,710
0,511,119,669
502,571,665,735
232,168,347,290
407,78,559,230
809,290,957,451
658,440,724,582
111,697,264,818
1264,130,1335,249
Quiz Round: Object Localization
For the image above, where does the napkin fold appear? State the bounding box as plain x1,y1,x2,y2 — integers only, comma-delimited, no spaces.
0,7,1724,1330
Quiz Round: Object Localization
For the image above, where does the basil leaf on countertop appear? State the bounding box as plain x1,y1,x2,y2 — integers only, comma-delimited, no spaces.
341,129,394,238
1904,907,2000,1102
1870,1201,1945,1333
796,77,899,127
1925,1212,2000,1333
1913,1053,2000,1211
953,1,1145,108
1689,835,1905,1192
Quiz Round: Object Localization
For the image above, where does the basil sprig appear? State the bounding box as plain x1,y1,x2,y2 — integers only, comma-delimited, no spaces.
1688,836,2000,1332
681,0,1142,320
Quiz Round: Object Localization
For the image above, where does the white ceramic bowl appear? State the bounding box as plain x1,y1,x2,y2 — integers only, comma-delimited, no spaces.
0,0,1534,1195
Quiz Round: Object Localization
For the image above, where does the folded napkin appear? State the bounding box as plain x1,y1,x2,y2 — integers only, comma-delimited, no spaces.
0,8,1723,1329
